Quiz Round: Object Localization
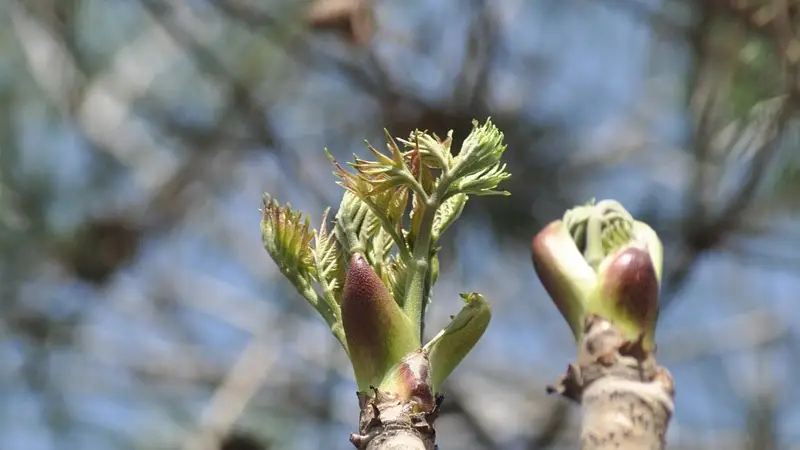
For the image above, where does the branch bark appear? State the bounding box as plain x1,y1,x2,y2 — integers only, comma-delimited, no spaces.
548,315,675,450
350,389,441,450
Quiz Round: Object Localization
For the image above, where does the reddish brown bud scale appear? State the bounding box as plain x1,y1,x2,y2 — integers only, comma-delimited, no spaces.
380,349,436,412
342,253,418,391
597,247,660,349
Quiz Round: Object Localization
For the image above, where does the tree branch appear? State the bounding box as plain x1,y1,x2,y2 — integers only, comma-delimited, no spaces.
547,316,674,450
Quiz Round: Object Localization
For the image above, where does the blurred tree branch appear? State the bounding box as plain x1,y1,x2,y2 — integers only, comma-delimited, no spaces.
3,0,800,448
660,0,800,305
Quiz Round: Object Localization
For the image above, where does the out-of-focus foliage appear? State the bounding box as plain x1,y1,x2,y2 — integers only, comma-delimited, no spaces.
730,36,782,119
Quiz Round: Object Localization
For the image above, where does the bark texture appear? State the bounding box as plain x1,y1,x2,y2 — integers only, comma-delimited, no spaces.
349,388,440,450
548,315,675,450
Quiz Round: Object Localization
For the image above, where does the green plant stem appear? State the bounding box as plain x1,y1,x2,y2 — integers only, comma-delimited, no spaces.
402,216,433,340
399,172,429,202
402,176,452,340
336,212,364,255
296,278,347,352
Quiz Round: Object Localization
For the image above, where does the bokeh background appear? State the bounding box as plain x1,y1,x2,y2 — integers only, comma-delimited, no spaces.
2,0,800,449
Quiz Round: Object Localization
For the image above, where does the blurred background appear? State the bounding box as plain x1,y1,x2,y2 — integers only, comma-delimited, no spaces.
1,0,800,449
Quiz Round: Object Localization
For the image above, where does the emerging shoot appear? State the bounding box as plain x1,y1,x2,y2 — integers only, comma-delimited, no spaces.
260,119,509,417
531,199,663,350
531,201,675,450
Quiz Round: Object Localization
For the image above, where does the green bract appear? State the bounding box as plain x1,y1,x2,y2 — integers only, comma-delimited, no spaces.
423,292,491,393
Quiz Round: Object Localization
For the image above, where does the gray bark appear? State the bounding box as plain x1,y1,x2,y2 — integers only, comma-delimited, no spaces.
349,389,439,450
548,315,675,450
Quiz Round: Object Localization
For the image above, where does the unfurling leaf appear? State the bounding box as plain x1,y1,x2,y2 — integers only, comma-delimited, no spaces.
449,162,511,198
450,119,508,181
432,193,467,241
384,256,408,306
563,199,635,270
442,119,511,200
398,129,453,170
362,186,409,268
262,195,342,346
332,133,419,205
261,194,316,286
423,292,491,393
352,136,411,188
334,190,369,255
313,207,346,306
329,149,411,259
342,253,418,391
